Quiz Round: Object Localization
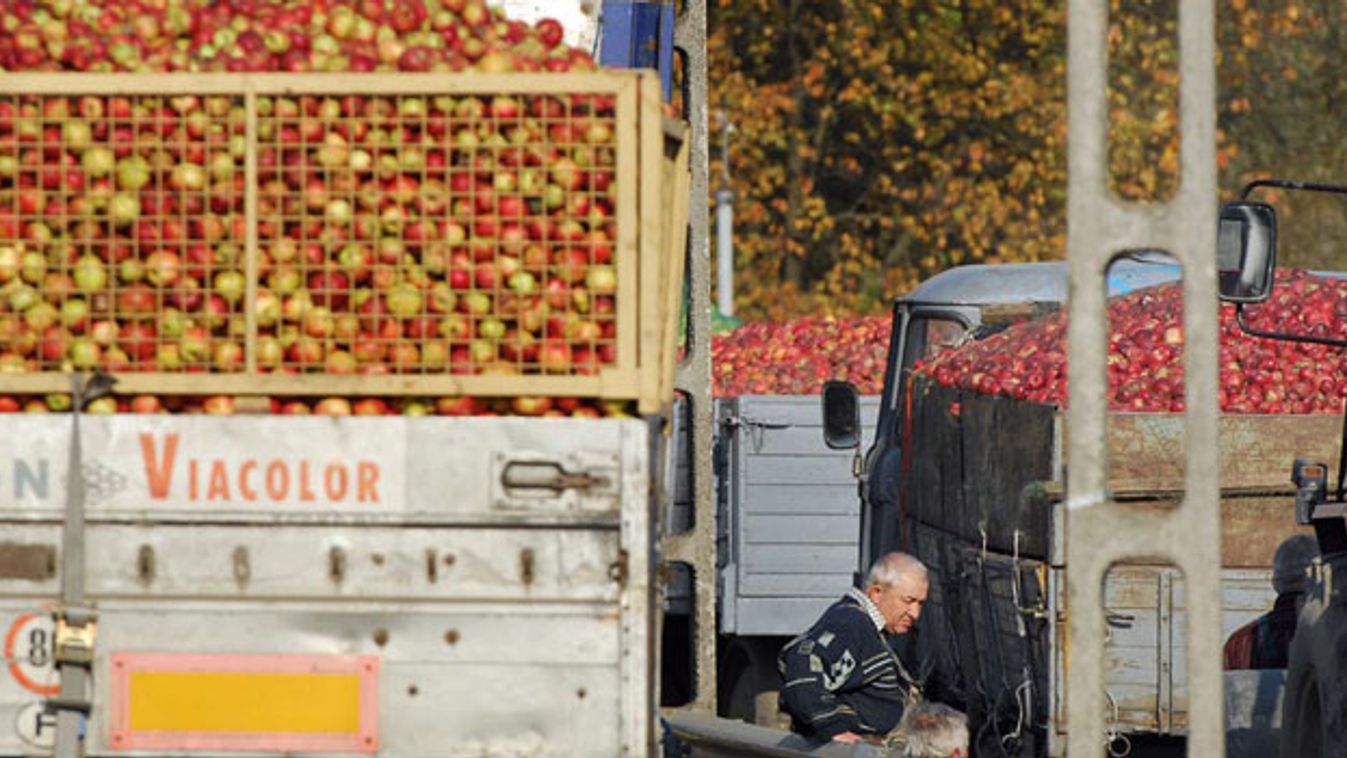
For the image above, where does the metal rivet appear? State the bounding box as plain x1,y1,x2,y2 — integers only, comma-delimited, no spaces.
407,684,419,697
444,629,460,645
372,628,389,647
576,688,587,699
371,553,385,567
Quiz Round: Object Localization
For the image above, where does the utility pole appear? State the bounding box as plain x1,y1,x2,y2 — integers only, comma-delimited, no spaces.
50,372,116,758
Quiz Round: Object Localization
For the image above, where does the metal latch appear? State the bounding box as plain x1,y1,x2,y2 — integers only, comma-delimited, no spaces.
502,462,609,494
52,611,97,668
720,415,790,432
721,414,790,453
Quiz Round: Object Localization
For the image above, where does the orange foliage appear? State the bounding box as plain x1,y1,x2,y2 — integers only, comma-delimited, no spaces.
710,0,1341,318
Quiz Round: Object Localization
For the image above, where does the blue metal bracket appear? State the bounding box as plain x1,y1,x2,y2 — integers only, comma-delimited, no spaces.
598,1,676,101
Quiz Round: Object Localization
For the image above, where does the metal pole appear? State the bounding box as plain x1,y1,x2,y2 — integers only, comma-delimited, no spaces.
715,187,734,317
714,112,736,317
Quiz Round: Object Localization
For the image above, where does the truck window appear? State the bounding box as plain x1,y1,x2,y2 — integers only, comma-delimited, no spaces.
907,317,968,369
884,315,969,444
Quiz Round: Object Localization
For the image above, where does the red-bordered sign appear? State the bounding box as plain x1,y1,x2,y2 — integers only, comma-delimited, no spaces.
4,612,59,697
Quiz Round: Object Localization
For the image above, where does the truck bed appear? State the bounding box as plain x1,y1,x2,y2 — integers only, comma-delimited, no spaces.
903,377,1338,747
0,415,653,756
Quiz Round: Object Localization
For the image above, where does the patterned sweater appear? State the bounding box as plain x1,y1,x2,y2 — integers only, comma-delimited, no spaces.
777,590,917,739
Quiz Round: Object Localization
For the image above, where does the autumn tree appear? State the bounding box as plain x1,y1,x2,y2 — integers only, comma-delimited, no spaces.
711,0,1347,321
1218,0,1347,272
709,0,1069,320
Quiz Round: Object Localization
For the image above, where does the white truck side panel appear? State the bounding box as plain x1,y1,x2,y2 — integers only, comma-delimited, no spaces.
0,416,651,757
717,395,881,637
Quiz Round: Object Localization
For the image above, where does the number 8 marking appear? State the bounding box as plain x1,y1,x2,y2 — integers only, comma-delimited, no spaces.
5,613,59,696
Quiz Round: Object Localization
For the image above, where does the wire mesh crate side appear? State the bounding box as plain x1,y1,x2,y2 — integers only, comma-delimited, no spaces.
0,73,678,404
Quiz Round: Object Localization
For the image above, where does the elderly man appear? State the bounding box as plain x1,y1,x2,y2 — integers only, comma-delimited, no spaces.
777,552,929,743
899,701,969,758
1224,533,1319,670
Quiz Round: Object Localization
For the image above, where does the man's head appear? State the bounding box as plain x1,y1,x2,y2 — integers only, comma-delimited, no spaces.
863,552,929,635
1272,533,1319,595
900,701,968,758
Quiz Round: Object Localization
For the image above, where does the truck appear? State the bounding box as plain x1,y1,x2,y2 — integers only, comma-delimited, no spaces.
0,0,716,755
808,209,1347,756
700,257,1198,733
1213,180,1347,757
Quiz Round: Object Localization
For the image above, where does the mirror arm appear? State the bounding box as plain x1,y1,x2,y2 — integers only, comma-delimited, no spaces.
1240,178,1347,201
1234,303,1347,349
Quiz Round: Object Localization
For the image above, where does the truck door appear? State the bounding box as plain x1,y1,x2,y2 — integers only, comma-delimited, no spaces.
861,307,974,572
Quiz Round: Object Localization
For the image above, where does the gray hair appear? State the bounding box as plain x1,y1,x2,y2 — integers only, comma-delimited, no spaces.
866,552,928,590
901,702,968,757
1272,534,1318,595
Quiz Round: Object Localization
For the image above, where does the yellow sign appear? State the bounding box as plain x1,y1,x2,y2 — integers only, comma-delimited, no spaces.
128,670,361,734
109,653,378,753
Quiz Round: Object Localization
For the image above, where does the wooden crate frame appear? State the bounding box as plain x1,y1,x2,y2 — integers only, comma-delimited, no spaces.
0,73,688,409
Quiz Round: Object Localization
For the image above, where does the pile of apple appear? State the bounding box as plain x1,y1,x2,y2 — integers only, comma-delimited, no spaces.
712,316,891,396
915,269,1347,414
0,0,592,74
0,0,628,392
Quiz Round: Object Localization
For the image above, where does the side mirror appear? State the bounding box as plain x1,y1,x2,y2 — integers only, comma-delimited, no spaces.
1217,201,1277,303
821,380,861,450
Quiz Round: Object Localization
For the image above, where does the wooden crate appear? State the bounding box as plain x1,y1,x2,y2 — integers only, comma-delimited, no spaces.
0,73,689,412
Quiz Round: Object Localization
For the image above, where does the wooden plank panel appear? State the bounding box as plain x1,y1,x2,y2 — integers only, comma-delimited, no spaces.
0,372,641,398
742,457,860,486
613,76,640,385
1168,570,1277,610
1104,647,1162,686
656,121,691,406
730,597,842,636
0,72,635,96
1098,413,1342,492
738,572,856,597
1104,610,1159,649
741,545,857,575
1103,565,1162,608
731,437,863,459
1220,498,1314,567
732,431,864,459
740,485,861,516
733,396,882,428
637,74,664,413
741,515,858,545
